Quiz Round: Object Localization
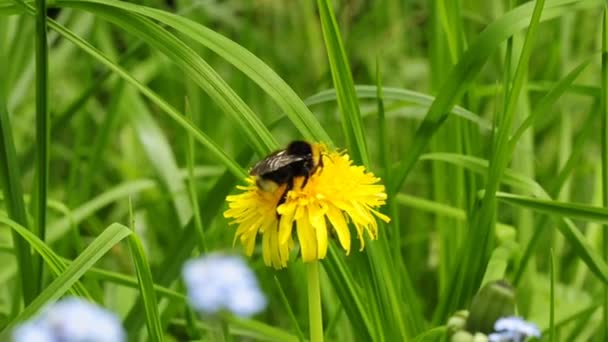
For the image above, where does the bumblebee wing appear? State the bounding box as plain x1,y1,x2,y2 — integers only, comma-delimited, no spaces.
250,150,306,175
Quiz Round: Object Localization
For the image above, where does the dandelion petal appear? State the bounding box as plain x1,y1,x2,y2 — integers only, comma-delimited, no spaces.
297,212,318,262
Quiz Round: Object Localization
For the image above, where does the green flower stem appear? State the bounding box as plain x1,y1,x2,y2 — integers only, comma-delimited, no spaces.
220,317,232,342
307,261,323,342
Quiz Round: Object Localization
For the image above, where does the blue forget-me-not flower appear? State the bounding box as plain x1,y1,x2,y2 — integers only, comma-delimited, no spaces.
488,316,541,342
182,254,267,317
12,297,125,342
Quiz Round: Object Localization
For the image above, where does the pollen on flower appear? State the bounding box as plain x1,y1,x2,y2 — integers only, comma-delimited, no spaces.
224,144,390,269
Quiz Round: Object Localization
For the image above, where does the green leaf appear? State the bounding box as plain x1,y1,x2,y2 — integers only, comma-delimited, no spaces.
0,223,131,336
390,0,600,195
495,192,608,285
54,0,331,144
61,258,185,301
126,227,164,341
125,89,192,226
411,326,447,342
419,153,544,195
495,192,608,224
273,277,305,342
316,0,368,165
600,3,608,337
123,146,252,332
0,215,91,299
322,246,376,342
0,32,35,304
33,0,50,298
304,85,491,131
47,179,156,243
422,153,608,301
509,58,591,146
7,0,246,179
68,4,277,155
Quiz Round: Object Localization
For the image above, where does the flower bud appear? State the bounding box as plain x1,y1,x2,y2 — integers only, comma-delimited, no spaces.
466,280,516,334
450,331,489,342
447,310,469,334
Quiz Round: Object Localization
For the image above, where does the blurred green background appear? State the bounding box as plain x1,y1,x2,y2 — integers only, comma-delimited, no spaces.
1,0,608,340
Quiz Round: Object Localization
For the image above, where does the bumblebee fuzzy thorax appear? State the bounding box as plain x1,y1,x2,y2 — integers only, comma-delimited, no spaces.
250,142,325,189
248,141,326,209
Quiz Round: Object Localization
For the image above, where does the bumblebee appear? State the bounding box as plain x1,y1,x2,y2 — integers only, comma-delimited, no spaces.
250,141,324,207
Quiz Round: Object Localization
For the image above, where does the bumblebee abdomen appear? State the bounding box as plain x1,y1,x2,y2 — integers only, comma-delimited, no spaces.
250,141,322,204
259,163,296,183
255,178,280,193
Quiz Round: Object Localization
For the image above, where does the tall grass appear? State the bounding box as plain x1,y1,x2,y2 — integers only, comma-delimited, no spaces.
0,0,607,340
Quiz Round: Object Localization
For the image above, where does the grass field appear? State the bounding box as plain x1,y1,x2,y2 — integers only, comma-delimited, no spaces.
1,0,607,341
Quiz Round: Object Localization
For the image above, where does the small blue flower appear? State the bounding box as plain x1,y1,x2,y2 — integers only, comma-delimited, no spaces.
12,321,54,342
488,316,540,342
12,297,126,342
182,254,267,317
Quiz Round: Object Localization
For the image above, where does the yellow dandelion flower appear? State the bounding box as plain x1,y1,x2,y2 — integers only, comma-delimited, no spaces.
224,142,390,269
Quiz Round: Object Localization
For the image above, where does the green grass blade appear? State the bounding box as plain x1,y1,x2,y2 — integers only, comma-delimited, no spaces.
419,153,544,195
126,89,192,226
0,222,131,336
316,0,368,165
47,179,155,243
390,0,599,195
433,0,549,306
223,315,300,342
33,0,49,297
322,247,376,342
75,80,125,205
495,192,608,284
64,259,184,301
509,58,591,147
480,245,515,287
376,60,424,339
123,147,252,331
6,0,251,179
602,4,608,339
304,85,491,131
396,193,515,232
0,215,90,299
273,277,305,342
368,238,423,338
0,35,35,304
513,101,599,285
462,0,545,305
185,101,206,253
411,326,447,342
421,152,608,311
495,192,608,224
127,203,164,342
68,4,276,155
54,0,331,143
547,100,599,195
550,249,555,342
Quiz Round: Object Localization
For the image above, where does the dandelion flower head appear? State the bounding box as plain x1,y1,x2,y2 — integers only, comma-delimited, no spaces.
224,142,390,269
12,297,125,342
182,254,267,317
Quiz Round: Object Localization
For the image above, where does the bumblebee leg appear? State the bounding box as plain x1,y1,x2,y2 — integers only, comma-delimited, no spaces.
276,178,294,218
301,173,310,189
